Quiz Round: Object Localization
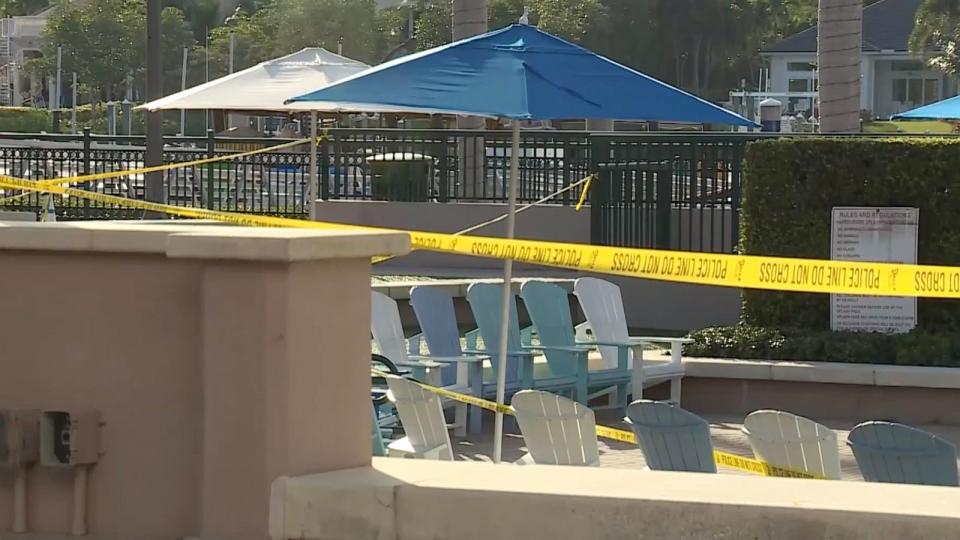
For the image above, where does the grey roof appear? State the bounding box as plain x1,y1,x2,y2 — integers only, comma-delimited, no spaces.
763,0,924,54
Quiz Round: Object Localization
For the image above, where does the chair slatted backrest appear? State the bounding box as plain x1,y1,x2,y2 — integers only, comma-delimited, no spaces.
410,286,462,386
744,410,841,480
371,291,409,365
627,400,716,473
519,281,578,377
466,283,521,383
513,390,599,466
574,277,630,370
848,422,959,486
386,376,453,460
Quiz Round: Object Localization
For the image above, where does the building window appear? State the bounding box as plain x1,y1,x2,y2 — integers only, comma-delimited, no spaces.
787,62,816,72
909,78,923,104
891,60,925,71
924,78,940,104
788,78,813,92
893,77,940,104
893,79,907,102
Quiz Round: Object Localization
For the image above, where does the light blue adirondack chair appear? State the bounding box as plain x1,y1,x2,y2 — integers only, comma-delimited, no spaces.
847,422,959,487
520,280,630,407
465,283,536,392
626,400,717,473
410,285,488,433
372,290,482,436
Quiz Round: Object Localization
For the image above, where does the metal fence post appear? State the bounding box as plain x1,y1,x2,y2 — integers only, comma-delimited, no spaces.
656,164,673,250
437,133,449,202
320,132,330,200
206,129,215,209
82,128,91,218
589,134,610,245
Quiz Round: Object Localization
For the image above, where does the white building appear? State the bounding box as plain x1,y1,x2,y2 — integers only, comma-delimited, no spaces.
751,0,956,120
0,8,50,106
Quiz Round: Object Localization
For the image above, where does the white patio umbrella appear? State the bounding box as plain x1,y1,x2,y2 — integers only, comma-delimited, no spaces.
140,48,408,219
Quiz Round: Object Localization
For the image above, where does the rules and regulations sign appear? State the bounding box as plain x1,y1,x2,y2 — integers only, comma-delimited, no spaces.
830,207,919,333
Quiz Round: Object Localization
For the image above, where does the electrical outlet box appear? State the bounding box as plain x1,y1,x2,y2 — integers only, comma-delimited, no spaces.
40,410,99,467
0,410,40,467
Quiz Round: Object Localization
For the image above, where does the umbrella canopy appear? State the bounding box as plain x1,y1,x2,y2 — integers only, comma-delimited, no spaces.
892,95,960,120
288,24,757,127
142,48,402,113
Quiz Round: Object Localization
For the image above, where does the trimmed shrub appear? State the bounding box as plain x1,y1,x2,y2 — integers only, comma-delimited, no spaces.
685,325,960,367
741,138,960,333
0,107,51,132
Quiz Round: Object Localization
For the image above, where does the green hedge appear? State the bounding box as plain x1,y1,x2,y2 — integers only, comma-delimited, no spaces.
741,138,960,333
0,107,51,132
685,325,960,367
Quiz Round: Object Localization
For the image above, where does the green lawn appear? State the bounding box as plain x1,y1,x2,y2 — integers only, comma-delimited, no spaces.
862,120,956,134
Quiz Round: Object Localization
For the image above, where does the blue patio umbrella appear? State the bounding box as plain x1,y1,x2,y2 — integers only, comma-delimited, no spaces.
893,95,960,120
288,23,756,463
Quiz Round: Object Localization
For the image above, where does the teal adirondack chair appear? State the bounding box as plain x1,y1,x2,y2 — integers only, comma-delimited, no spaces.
626,400,717,473
410,285,488,433
465,283,536,392
848,422,959,487
520,280,630,407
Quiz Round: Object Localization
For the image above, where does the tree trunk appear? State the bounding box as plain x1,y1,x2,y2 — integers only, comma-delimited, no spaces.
690,34,703,94
702,40,713,96
818,0,862,133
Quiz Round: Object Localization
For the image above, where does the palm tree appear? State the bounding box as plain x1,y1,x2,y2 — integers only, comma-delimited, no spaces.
818,0,862,133
453,0,487,40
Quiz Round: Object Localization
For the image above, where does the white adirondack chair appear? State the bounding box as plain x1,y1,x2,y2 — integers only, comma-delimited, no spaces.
512,390,600,466
573,277,689,402
743,410,842,480
385,375,454,460
371,290,480,436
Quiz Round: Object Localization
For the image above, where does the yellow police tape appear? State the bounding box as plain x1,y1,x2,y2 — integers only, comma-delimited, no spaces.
372,369,819,479
2,172,960,299
0,137,314,205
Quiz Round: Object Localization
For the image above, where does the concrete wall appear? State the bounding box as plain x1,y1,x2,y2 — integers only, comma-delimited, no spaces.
317,200,740,332
0,221,409,540
679,358,960,425
272,459,960,540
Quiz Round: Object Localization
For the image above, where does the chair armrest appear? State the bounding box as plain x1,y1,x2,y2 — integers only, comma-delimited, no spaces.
576,339,637,348
629,336,694,345
527,344,593,353
394,359,442,369
410,354,486,364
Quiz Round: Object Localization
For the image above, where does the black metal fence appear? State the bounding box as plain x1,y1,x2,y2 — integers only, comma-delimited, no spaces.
589,133,756,254
1,129,947,255
320,129,591,203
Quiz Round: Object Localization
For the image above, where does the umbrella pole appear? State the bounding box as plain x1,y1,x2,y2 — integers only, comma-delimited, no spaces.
308,110,319,220
493,121,520,464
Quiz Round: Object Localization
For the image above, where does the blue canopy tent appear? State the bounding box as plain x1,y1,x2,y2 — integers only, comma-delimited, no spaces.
288,23,756,463
893,94,960,120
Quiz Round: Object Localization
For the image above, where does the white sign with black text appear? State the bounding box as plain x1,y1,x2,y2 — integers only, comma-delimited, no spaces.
830,207,919,333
